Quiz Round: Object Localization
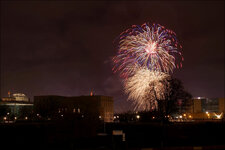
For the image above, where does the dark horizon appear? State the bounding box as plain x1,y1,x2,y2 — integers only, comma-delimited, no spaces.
1,1,224,113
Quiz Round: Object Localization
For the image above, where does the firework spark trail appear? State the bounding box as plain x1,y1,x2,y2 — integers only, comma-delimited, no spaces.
124,68,170,111
113,23,183,111
113,23,183,79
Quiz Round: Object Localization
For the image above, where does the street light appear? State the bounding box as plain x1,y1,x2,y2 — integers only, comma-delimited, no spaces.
206,112,210,118
7,112,10,122
136,115,140,119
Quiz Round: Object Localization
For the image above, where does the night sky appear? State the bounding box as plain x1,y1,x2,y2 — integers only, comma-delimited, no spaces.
1,1,224,113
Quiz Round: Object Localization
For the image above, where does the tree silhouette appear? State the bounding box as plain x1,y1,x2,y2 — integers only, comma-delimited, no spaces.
151,77,192,121
19,106,33,119
0,105,10,117
166,77,192,115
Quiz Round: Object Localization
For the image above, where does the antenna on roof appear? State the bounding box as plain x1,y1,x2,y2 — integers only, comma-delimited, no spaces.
90,91,93,96
8,91,11,97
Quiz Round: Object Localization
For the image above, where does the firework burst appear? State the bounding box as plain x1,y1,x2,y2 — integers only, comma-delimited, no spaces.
124,68,171,111
113,23,183,78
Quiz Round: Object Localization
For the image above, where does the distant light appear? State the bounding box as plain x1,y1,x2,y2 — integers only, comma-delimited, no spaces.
179,115,182,119
114,116,116,119
25,117,28,120
188,115,192,118
7,112,10,115
14,117,17,120
136,115,140,119
194,96,206,100
61,115,63,117
206,112,210,118
37,114,39,116
99,116,102,119
3,117,7,120
183,114,186,117
152,116,155,119
216,116,221,119
214,112,223,119
117,116,119,118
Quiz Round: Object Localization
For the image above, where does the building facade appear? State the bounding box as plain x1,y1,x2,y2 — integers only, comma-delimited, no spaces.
0,93,33,121
34,95,114,122
183,97,225,120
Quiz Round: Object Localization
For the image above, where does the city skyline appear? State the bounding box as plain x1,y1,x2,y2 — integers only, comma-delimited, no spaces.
1,1,224,113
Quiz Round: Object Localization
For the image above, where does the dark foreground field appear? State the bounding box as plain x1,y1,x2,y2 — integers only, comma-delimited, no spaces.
0,120,224,150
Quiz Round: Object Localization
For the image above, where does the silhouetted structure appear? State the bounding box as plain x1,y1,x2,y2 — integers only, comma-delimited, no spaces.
34,95,114,122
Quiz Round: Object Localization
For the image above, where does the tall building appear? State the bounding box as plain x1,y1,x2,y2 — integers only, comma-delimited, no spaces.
183,97,224,120
34,95,114,122
218,98,225,113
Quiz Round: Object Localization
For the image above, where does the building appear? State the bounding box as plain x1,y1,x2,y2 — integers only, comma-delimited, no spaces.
34,95,114,122
12,93,29,102
2,93,29,102
182,97,225,120
0,92,33,121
